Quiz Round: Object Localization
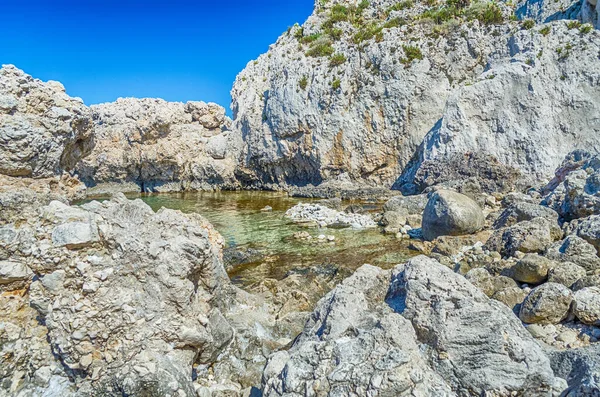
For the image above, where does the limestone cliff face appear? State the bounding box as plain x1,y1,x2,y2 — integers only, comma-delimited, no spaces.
76,98,242,193
0,65,94,178
231,0,600,191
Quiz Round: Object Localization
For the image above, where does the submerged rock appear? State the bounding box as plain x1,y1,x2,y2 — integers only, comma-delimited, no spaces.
285,203,376,229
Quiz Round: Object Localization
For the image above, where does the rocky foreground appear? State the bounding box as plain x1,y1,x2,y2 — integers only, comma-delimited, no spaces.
1,0,600,395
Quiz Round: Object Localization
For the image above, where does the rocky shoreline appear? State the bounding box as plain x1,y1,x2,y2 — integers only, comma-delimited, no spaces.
2,0,600,395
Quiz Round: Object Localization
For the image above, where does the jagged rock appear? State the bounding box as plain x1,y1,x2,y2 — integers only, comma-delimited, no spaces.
573,287,600,325
75,98,241,193
494,202,559,229
486,217,563,257
568,215,600,254
546,235,600,273
263,256,559,396
0,65,93,178
573,275,600,291
0,260,31,289
520,283,574,324
511,254,555,284
543,151,600,220
422,190,485,241
548,262,588,288
549,344,600,396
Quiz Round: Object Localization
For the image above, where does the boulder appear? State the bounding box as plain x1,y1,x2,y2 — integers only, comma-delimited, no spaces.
284,203,376,229
549,343,600,396
486,217,563,257
422,190,485,241
548,262,587,288
573,287,600,325
263,256,559,396
0,260,32,287
383,194,428,215
493,202,559,229
511,254,555,284
569,215,600,254
520,283,574,324
546,235,600,273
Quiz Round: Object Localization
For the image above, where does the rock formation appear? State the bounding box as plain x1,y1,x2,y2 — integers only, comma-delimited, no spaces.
75,98,242,193
231,0,600,192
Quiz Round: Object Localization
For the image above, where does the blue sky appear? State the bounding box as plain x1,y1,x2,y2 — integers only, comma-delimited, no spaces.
0,0,313,113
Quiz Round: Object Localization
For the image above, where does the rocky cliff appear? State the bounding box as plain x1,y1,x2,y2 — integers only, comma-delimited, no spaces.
231,0,600,192
76,98,243,194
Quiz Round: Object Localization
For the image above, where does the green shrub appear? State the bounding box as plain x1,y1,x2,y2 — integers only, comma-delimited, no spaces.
306,38,335,57
331,79,341,90
353,23,383,43
522,19,535,29
384,17,406,28
299,75,308,90
300,33,322,44
580,23,593,34
420,5,461,24
466,2,504,25
446,0,471,8
401,45,423,65
566,20,581,29
329,53,347,67
386,0,414,15
358,0,370,11
294,27,304,40
325,26,344,40
539,25,551,36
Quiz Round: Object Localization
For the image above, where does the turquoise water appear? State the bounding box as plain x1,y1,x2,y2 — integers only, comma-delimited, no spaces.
88,191,414,286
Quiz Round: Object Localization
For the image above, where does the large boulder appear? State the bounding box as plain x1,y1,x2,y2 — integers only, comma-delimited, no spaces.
486,217,563,257
568,215,600,254
548,261,588,288
75,98,241,193
520,283,574,324
511,254,555,284
549,344,600,396
263,256,559,396
494,202,559,229
422,190,485,241
0,65,93,178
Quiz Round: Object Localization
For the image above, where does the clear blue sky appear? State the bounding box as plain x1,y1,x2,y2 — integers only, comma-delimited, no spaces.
0,0,313,114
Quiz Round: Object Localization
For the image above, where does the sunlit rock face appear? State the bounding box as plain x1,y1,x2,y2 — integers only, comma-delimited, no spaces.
76,98,243,193
232,0,600,192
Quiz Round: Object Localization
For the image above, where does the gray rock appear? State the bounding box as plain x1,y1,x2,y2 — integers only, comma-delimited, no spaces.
573,275,600,291
573,287,600,325
520,283,574,324
422,190,485,241
263,256,559,396
546,235,600,273
549,343,600,396
383,194,428,215
284,203,376,229
486,217,563,257
0,65,94,178
0,260,31,285
511,254,555,284
569,215,600,254
548,262,588,288
494,202,559,229
51,221,99,249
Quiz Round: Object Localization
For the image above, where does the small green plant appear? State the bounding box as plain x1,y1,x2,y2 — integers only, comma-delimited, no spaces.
299,75,308,90
384,17,405,29
300,33,322,44
358,0,370,11
386,0,414,15
566,20,581,29
466,2,504,25
353,22,383,43
294,27,305,40
539,25,551,36
306,38,335,57
446,0,471,8
325,27,343,40
522,19,535,29
401,45,423,65
329,53,347,67
580,23,593,34
331,78,341,90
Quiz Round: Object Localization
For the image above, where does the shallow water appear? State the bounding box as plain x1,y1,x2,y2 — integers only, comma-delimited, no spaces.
87,191,415,286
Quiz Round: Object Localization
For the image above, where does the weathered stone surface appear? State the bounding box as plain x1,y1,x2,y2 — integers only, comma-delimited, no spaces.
494,202,559,229
573,287,600,325
232,0,600,192
0,260,31,287
75,98,241,193
520,283,574,324
549,344,600,396
0,65,93,178
263,256,558,396
486,217,563,257
284,203,376,229
422,190,485,241
383,194,429,215
511,254,555,284
543,151,600,220
569,215,600,254
548,261,588,288
546,235,600,273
